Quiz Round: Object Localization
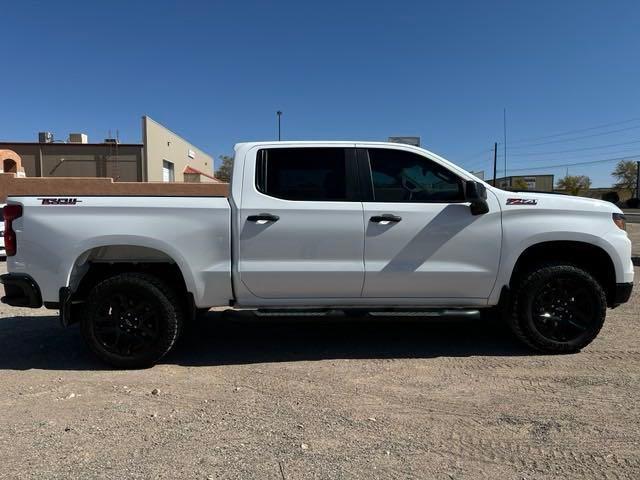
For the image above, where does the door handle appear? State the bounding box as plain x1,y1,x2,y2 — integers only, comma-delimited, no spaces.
370,214,402,224
247,213,280,223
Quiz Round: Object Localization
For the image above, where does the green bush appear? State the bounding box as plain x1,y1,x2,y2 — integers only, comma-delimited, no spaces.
601,191,620,204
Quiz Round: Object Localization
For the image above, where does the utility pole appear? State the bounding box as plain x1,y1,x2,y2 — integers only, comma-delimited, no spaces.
276,111,282,141
492,142,498,186
503,108,507,180
636,160,640,198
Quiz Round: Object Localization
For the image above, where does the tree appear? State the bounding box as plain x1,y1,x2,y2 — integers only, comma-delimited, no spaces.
512,178,529,190
215,155,233,182
612,160,638,194
601,191,620,204
556,175,591,196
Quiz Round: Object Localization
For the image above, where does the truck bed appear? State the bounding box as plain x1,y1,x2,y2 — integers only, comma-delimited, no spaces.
5,194,233,308
0,173,229,202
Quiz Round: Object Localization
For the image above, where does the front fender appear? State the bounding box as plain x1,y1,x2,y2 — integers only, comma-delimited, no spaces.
489,229,631,305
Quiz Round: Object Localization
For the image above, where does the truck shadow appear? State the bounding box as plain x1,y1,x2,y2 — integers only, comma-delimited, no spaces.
0,311,532,371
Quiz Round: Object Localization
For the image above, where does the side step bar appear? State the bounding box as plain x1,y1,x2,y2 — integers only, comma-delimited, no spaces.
254,308,481,318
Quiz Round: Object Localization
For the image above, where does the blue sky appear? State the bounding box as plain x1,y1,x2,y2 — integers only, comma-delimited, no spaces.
1,0,639,186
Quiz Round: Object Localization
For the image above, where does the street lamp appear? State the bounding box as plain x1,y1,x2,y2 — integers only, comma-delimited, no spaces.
276,111,282,141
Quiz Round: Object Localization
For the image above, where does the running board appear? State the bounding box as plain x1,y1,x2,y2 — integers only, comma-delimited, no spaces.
369,309,479,317
255,309,331,317
254,308,480,318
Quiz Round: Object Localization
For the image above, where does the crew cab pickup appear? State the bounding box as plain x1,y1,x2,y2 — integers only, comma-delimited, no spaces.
1,142,634,367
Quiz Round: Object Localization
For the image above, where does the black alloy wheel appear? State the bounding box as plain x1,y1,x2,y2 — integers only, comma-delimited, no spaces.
531,276,597,343
93,292,162,357
508,263,606,353
81,273,182,368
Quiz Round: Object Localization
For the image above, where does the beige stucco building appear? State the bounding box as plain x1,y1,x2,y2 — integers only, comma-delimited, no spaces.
142,116,215,182
494,174,555,192
0,116,218,183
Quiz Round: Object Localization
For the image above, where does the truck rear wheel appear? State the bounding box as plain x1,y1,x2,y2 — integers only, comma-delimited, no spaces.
80,273,182,368
508,263,606,353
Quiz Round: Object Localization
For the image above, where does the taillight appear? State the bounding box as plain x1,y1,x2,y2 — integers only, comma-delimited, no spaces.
3,204,23,256
612,213,626,231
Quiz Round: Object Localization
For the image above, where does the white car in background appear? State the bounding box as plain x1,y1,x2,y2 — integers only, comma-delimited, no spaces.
0,204,5,257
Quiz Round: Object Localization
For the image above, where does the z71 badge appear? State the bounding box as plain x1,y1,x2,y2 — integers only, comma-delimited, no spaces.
506,198,537,206
38,198,83,205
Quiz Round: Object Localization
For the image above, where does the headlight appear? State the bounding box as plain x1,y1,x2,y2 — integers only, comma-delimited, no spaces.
612,213,626,231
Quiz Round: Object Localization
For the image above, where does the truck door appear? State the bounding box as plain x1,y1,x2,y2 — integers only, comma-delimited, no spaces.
358,146,501,301
237,146,365,299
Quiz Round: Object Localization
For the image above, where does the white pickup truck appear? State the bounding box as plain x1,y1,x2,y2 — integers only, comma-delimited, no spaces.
1,142,634,367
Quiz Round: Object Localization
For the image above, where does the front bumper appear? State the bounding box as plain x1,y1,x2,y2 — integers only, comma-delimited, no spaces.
0,273,43,308
612,282,633,307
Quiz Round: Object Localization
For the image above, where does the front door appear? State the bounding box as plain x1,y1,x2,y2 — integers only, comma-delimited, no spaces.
238,146,365,299
359,146,501,300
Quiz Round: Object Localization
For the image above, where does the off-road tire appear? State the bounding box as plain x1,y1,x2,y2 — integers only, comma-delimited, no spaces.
80,273,183,368
508,263,606,353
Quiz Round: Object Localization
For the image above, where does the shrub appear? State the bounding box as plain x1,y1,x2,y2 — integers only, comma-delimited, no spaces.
601,191,620,204
625,197,640,208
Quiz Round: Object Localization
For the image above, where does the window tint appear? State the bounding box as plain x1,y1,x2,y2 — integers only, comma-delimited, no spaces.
368,148,464,202
256,148,348,201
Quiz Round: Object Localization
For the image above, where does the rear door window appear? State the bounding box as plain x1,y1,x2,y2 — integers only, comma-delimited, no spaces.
256,148,353,201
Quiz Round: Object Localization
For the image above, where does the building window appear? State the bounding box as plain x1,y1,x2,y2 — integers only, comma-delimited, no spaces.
162,160,175,182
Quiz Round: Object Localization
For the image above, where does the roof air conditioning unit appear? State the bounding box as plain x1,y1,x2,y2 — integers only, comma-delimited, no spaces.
68,133,88,144
38,132,54,143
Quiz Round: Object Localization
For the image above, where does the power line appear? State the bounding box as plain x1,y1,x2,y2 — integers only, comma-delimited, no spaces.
507,154,639,173
508,124,640,149
509,116,640,145
510,139,640,157
464,155,505,172
507,148,640,165
459,147,494,162
460,115,640,172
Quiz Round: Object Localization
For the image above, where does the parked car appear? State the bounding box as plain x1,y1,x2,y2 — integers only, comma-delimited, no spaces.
1,142,634,367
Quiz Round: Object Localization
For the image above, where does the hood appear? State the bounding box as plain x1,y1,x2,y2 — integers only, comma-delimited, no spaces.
489,188,622,214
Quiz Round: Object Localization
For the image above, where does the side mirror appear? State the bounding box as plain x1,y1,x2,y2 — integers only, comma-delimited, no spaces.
465,181,489,215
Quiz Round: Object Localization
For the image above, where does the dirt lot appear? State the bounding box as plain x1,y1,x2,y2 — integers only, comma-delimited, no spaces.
0,262,639,480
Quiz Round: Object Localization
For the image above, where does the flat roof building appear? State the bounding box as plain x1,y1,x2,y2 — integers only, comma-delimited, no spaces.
493,174,554,192
0,116,218,183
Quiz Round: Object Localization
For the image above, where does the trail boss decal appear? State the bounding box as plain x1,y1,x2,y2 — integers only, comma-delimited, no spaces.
38,198,83,206
506,198,537,206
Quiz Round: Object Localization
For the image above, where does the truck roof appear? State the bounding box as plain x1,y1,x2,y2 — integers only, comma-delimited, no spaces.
232,141,476,182
234,140,427,149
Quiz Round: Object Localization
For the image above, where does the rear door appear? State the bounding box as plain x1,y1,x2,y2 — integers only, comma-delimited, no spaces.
237,146,365,299
359,146,501,301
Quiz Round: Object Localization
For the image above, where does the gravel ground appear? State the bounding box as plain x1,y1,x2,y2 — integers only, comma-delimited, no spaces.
0,262,639,480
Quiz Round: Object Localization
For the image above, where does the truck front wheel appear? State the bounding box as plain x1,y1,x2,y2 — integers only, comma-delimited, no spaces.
80,273,183,368
508,263,607,353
